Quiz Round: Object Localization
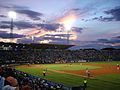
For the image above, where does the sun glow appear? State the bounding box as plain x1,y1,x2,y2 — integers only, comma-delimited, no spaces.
58,14,77,31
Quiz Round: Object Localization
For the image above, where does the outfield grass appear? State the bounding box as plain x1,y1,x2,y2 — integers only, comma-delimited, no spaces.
38,63,101,70
16,61,120,90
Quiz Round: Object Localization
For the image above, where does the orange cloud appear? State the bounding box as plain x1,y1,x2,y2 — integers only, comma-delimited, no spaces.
25,28,47,37
59,14,76,30
22,9,80,43
111,43,120,46
0,38,17,43
55,9,79,30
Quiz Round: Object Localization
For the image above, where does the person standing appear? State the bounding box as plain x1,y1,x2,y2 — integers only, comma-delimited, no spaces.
83,78,87,88
87,70,90,78
27,63,30,67
43,70,46,76
85,68,91,78
117,64,119,70
85,68,88,76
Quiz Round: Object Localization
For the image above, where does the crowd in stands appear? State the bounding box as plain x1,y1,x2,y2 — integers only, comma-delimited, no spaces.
0,49,120,64
0,66,69,90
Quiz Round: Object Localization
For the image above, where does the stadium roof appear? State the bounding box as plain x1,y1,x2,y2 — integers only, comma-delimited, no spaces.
0,42,74,50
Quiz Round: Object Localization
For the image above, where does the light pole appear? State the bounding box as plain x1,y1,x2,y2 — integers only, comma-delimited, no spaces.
64,25,71,45
32,36,35,43
67,30,70,45
8,11,16,43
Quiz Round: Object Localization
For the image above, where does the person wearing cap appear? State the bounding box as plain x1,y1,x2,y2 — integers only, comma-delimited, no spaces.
83,78,87,88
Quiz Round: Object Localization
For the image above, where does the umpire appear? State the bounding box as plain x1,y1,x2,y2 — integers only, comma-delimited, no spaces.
83,78,87,88
43,70,46,76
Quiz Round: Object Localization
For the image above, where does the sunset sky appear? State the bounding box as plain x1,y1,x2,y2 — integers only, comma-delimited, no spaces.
0,0,120,49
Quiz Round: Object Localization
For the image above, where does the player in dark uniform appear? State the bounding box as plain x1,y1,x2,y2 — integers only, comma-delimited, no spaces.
117,64,119,70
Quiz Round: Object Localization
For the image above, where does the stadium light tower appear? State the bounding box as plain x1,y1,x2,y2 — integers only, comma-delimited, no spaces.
32,36,35,43
8,11,16,43
64,24,72,45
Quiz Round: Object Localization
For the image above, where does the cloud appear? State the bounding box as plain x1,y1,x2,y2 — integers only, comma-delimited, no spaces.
1,20,61,31
69,37,120,49
97,39,110,42
17,34,67,44
17,33,69,44
12,5,28,10
104,6,120,21
15,21,35,29
17,38,32,43
43,33,68,41
53,7,96,26
68,40,112,49
92,6,120,22
45,34,68,37
0,15,6,18
0,24,10,29
53,8,80,29
17,39,31,44
43,36,66,41
50,8,89,33
92,16,114,22
114,36,120,38
71,6,95,16
0,4,28,10
71,27,83,33
43,36,68,44
0,3,43,21
97,37,120,44
72,35,120,49
15,9,43,20
0,31,25,39
1,21,35,29
80,43,111,49
37,23,61,31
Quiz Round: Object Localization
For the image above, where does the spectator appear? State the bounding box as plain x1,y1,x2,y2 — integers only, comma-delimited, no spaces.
2,76,19,90
0,76,5,90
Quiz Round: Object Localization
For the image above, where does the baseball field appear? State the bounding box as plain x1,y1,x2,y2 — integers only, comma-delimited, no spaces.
16,61,120,90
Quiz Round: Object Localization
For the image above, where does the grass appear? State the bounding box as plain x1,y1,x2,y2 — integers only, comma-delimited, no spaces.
88,61,120,65
37,63,101,70
88,74,120,90
16,61,120,90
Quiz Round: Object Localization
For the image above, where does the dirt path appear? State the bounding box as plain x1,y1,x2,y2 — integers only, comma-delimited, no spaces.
47,68,95,79
63,63,120,77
